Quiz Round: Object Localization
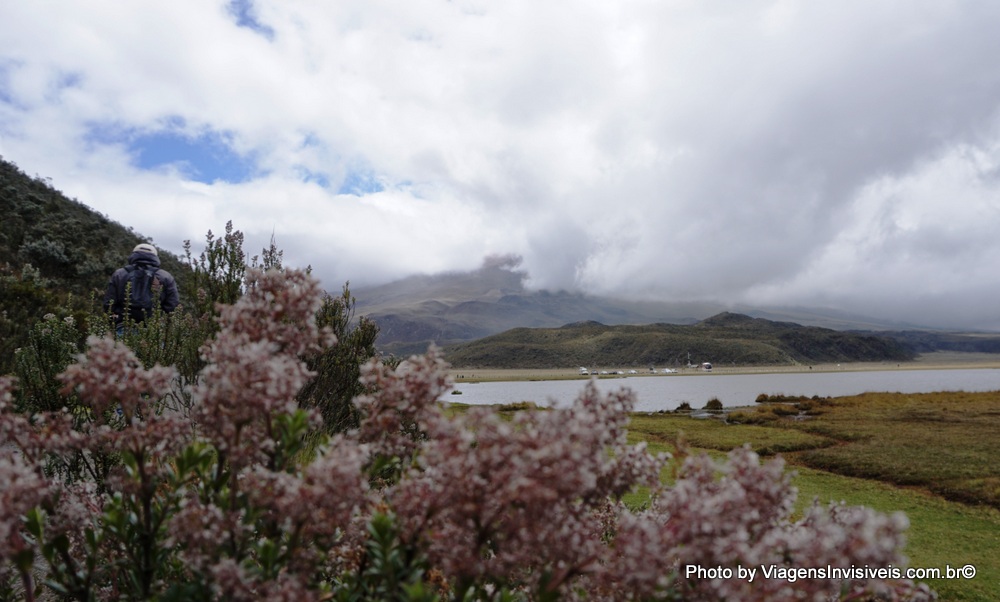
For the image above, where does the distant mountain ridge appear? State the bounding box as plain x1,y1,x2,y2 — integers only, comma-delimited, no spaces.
354,255,728,355
354,256,932,356
442,312,916,369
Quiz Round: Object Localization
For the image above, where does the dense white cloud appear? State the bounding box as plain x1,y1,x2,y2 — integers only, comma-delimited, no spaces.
2,0,1000,329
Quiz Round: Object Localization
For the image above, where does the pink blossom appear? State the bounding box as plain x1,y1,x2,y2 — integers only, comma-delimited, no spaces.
0,452,51,571
241,436,371,571
354,347,453,462
379,368,665,595
193,269,331,469
58,335,177,423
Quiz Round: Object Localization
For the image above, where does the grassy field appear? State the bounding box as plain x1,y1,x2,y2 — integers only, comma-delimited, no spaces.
624,390,1000,602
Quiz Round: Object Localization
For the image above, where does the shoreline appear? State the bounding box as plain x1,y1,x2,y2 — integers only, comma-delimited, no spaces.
448,351,1000,383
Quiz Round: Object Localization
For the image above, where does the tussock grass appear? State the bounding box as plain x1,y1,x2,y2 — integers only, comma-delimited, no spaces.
785,391,1000,507
628,412,835,456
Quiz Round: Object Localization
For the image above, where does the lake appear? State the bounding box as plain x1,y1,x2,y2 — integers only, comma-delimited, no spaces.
444,368,1000,412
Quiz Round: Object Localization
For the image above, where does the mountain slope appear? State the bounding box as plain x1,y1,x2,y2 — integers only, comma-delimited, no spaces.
441,312,916,368
0,157,191,374
1,157,189,297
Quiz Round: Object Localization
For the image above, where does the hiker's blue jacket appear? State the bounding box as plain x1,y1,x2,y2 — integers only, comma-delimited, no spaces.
103,251,180,323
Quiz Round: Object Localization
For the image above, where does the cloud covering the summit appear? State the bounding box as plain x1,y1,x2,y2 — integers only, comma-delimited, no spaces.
3,1,1000,329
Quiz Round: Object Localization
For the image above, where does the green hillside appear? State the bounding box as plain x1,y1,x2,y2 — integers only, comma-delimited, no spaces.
0,157,190,373
1,158,189,293
442,312,916,368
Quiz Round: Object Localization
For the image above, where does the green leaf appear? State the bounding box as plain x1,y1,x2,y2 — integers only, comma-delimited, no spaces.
24,506,44,539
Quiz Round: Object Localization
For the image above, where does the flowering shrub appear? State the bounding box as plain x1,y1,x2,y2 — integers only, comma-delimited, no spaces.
0,268,935,600
12,312,82,414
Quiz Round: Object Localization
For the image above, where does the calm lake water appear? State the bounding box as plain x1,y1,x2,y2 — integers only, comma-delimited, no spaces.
444,369,1000,412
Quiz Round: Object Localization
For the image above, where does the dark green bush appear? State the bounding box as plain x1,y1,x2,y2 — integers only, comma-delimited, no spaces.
703,397,724,413
12,312,83,414
0,264,62,376
298,284,381,433
181,221,247,317
496,401,539,413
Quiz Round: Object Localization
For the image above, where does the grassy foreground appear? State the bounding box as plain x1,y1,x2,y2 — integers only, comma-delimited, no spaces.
625,390,1000,602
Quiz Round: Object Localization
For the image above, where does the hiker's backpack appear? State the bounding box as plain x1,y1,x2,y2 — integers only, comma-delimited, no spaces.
124,264,159,322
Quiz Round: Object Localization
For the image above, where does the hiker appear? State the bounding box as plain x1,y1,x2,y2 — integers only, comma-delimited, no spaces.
103,243,179,326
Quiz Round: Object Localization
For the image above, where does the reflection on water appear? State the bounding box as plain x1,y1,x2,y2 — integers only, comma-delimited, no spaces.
445,369,1000,412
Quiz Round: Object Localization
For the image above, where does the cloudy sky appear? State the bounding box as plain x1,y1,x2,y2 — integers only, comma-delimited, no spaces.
3,1,1000,329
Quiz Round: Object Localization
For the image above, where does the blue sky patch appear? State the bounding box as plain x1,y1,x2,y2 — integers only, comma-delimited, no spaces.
338,170,385,196
297,167,331,188
227,0,275,39
86,121,259,184
132,129,258,184
0,61,24,108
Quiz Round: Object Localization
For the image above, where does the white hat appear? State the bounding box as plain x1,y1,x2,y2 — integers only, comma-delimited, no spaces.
133,243,158,256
